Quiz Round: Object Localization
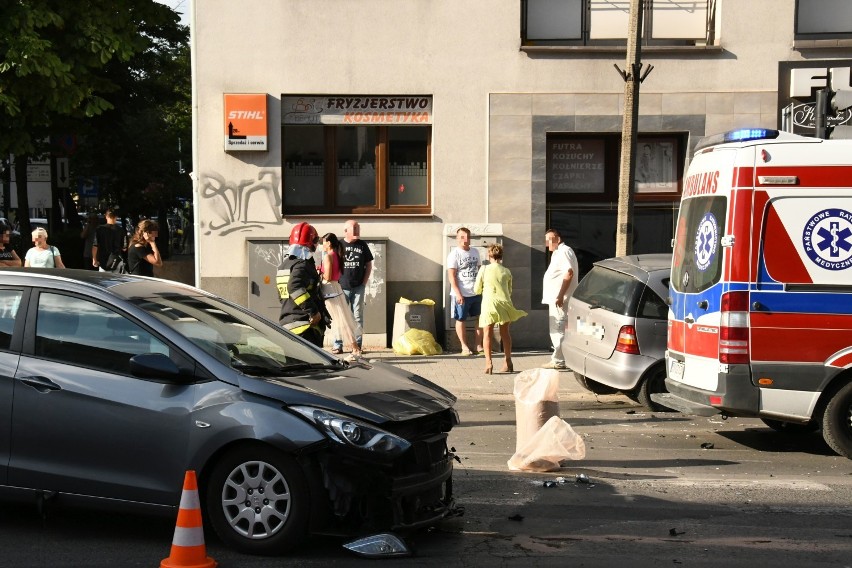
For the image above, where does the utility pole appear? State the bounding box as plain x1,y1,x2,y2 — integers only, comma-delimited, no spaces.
614,0,653,257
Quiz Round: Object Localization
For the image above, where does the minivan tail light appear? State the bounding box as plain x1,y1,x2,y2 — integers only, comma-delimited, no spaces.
615,325,640,355
719,291,749,364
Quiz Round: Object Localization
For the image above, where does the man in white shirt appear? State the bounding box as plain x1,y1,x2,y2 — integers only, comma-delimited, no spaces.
447,227,483,355
541,229,578,369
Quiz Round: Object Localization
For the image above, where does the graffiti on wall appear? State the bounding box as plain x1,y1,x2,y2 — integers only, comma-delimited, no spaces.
246,239,386,328
199,169,284,235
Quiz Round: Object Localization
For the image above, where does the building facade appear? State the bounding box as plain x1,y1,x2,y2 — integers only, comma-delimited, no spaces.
191,0,852,348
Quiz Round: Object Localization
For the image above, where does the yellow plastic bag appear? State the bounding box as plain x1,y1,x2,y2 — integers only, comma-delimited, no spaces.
398,297,436,306
392,328,443,356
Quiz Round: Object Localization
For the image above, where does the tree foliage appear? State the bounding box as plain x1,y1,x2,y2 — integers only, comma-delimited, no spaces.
0,0,189,240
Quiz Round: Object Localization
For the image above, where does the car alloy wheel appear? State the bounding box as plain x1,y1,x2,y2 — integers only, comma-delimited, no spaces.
205,447,309,554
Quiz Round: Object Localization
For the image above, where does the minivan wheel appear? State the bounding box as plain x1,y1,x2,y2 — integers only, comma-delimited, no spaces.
822,381,852,459
205,446,310,555
637,367,671,412
573,372,619,395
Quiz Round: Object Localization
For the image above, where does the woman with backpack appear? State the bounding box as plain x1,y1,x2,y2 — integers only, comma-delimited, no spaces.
25,227,65,268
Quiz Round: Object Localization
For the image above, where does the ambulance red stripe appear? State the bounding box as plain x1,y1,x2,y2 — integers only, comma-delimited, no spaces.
751,312,852,362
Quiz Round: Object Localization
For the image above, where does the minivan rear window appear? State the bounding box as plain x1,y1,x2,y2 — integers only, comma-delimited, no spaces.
572,266,643,316
671,196,727,293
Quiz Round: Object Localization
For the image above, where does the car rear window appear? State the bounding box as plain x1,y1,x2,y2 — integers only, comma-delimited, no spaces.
572,266,643,316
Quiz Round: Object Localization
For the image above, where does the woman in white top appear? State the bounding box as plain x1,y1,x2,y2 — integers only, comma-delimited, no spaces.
24,227,65,268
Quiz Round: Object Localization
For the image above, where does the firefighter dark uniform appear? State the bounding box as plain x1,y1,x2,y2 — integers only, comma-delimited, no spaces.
277,223,329,347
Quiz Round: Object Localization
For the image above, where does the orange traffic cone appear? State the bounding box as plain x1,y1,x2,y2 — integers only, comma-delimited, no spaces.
160,470,217,568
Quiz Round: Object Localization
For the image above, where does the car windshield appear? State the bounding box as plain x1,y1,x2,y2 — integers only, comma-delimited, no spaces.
126,290,334,374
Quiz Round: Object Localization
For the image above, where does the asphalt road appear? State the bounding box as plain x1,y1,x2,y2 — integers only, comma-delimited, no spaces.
0,351,850,567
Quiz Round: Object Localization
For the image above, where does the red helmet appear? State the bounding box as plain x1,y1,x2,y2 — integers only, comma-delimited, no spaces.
289,222,319,248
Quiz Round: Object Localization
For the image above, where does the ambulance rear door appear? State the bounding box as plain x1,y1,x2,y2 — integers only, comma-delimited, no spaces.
668,147,739,393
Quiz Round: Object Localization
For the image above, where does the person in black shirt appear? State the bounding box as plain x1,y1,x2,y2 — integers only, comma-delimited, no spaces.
127,219,163,276
92,209,128,271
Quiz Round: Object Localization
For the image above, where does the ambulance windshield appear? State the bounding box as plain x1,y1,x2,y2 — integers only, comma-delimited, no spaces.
671,196,727,293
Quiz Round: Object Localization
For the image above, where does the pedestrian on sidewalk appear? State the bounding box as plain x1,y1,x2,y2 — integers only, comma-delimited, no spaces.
475,243,526,374
92,208,128,272
278,222,330,348
25,228,65,268
320,232,362,361
0,221,21,267
127,219,163,276
332,220,372,354
81,214,98,270
541,228,578,370
447,227,483,356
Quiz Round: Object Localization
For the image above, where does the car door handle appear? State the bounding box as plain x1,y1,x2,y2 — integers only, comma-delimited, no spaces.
684,315,695,324
19,376,61,393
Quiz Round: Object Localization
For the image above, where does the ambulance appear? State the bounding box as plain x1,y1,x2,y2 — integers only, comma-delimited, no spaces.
656,128,852,459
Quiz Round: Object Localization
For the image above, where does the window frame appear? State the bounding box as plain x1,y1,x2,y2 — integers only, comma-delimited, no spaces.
281,124,432,215
545,132,687,204
521,0,716,48
27,290,182,380
794,0,852,39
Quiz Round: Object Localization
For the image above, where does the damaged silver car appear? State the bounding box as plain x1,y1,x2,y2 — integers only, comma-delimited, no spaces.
0,269,457,555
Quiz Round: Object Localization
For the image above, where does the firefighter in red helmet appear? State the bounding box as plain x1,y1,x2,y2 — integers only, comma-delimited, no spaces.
277,222,331,347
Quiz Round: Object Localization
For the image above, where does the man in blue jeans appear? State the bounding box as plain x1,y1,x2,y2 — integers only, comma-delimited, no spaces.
332,219,373,354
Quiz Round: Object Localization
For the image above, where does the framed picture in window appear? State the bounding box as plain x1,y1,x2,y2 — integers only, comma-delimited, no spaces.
634,138,677,193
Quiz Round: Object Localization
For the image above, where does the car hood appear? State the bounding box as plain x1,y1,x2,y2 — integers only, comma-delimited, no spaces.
236,359,457,424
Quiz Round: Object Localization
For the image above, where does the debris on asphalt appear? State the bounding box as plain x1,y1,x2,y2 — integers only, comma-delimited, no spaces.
669,528,685,536
543,480,558,488
700,442,715,449
508,514,524,522
576,473,591,484
626,409,636,414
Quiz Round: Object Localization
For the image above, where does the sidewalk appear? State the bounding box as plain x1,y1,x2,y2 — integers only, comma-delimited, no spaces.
364,348,592,401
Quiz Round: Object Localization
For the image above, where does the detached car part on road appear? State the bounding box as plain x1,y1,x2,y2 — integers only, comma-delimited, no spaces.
0,269,457,554
562,254,672,411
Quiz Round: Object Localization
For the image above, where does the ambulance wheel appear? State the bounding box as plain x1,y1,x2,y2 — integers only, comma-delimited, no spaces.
636,366,672,412
822,381,852,459
760,418,818,435
573,373,619,395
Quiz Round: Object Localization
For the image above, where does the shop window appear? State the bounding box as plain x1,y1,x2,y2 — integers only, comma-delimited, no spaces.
549,203,678,279
796,0,852,37
545,132,685,276
546,133,684,199
283,125,431,214
522,0,715,47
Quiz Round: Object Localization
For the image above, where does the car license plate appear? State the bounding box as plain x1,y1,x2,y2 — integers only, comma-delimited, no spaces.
669,359,684,382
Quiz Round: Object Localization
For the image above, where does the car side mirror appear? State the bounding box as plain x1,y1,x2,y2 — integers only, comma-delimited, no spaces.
130,352,183,380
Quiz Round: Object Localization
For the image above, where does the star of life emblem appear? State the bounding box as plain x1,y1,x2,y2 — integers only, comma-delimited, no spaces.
694,213,718,272
803,208,852,271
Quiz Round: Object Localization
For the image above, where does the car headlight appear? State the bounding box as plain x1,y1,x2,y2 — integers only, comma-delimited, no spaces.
290,406,412,457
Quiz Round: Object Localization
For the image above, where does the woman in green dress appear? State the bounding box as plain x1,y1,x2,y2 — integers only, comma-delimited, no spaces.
474,243,527,374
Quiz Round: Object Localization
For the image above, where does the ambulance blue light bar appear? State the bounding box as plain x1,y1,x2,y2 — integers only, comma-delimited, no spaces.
695,128,781,152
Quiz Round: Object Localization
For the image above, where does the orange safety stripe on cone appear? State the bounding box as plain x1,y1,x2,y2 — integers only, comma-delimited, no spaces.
160,470,217,568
